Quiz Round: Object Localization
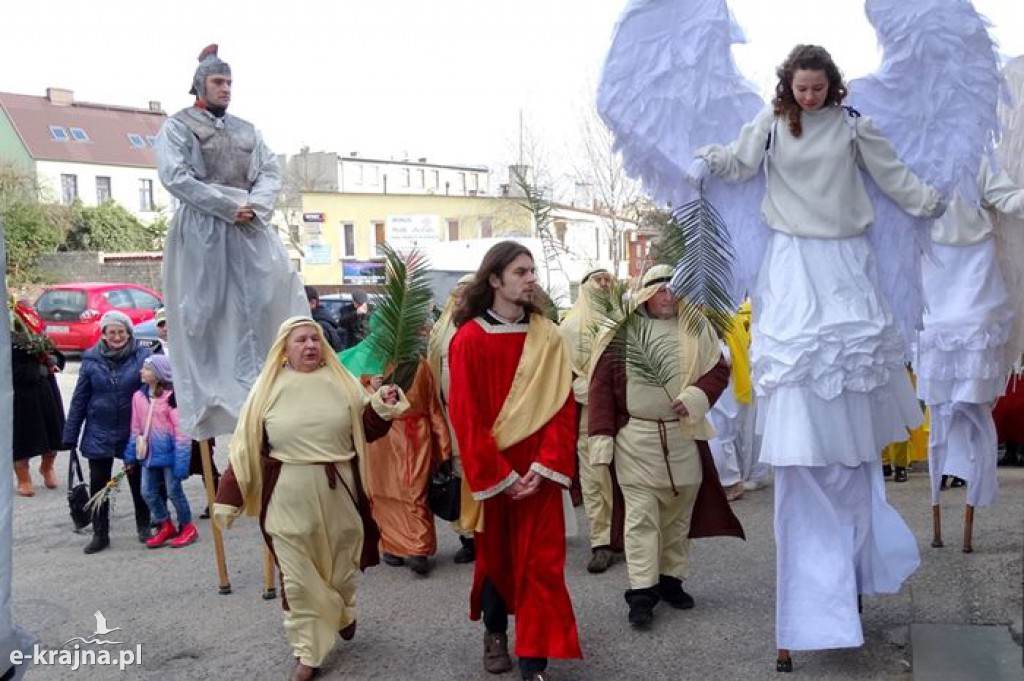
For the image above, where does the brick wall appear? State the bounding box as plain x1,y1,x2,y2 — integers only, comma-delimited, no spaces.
35,251,164,293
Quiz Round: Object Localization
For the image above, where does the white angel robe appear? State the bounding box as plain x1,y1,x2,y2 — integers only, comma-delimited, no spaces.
156,108,308,439
700,104,937,650
918,161,1024,508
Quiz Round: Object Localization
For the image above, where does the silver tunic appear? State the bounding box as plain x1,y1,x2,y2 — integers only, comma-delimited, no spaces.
156,108,308,439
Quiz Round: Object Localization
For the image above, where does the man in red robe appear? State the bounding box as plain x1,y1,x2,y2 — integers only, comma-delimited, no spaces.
449,241,582,681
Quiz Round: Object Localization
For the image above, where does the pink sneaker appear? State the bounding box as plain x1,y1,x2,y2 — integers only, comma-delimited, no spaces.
169,523,198,548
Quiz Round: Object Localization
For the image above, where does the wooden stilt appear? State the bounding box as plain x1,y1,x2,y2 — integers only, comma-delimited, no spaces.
962,504,974,554
200,439,231,594
262,545,277,600
776,648,792,673
931,505,944,548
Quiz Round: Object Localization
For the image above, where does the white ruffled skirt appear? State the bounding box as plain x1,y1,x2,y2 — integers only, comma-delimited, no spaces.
752,233,923,467
752,232,921,650
917,238,1011,405
917,238,1008,507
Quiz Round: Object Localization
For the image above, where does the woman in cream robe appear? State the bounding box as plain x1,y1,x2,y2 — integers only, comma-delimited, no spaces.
214,317,406,681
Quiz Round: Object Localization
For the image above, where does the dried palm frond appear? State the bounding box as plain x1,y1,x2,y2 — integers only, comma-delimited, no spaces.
669,197,735,337
84,468,127,518
365,243,435,392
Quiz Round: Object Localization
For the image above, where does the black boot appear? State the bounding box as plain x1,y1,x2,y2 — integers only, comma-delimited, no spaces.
137,524,152,543
624,587,659,629
85,516,110,554
454,536,475,564
657,575,695,610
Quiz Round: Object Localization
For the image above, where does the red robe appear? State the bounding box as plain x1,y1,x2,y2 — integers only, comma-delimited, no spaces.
449,316,582,661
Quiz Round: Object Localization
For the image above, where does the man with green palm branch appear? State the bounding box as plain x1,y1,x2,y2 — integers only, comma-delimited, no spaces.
559,267,624,574
588,264,743,630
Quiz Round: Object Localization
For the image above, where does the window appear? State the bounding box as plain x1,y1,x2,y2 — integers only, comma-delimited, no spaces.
458,172,467,192
471,174,480,192
60,174,78,205
368,165,380,186
431,170,440,189
372,221,385,253
103,289,134,309
342,222,356,257
354,164,364,185
447,219,459,241
401,168,411,187
479,217,493,238
35,290,86,316
127,134,146,149
146,135,158,148
139,178,154,211
416,169,425,188
49,126,69,141
69,127,89,142
96,176,111,203
128,289,162,310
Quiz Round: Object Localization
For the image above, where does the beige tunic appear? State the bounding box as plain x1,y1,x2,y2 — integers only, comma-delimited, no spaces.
616,319,702,490
263,368,363,668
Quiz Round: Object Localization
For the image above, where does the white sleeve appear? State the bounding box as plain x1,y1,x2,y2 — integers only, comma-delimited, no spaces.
981,163,1024,219
697,108,774,183
855,116,943,218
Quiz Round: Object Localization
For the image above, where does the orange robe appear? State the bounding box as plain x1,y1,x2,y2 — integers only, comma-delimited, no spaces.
449,316,582,661
367,361,451,557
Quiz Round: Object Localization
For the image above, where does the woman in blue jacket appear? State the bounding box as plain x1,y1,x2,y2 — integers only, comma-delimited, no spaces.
63,311,152,554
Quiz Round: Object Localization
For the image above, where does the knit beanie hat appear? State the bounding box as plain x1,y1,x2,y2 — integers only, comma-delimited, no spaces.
144,355,173,384
99,310,133,335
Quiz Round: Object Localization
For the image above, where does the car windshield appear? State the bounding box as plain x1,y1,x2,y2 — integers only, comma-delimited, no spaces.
36,290,87,316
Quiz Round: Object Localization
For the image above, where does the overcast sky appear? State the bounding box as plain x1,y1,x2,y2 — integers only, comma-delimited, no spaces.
3,1,1022,182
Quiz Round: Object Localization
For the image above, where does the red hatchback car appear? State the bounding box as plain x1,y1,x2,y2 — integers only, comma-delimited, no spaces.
35,282,164,352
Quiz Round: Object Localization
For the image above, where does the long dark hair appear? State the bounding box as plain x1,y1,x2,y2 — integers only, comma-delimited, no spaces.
771,44,847,138
453,241,540,326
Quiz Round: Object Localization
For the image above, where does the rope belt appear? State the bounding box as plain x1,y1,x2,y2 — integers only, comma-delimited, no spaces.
629,415,679,496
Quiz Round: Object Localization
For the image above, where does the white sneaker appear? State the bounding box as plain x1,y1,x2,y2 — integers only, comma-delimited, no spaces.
743,479,769,492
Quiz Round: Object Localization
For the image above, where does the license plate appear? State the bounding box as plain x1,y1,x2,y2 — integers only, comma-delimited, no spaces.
46,325,69,334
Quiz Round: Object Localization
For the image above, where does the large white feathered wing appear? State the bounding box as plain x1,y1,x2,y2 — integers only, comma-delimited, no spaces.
847,0,1003,346
995,56,1024,371
596,0,769,302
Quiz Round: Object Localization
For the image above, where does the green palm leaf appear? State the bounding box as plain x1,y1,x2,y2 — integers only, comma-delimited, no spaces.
669,197,735,336
617,314,678,399
365,243,435,391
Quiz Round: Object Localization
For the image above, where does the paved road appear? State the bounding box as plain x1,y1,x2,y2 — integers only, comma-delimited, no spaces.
9,362,1022,679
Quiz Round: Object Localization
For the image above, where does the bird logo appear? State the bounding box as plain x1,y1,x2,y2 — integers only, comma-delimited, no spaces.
62,611,123,646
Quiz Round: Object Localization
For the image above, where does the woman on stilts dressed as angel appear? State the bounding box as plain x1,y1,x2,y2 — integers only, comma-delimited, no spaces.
598,0,1002,673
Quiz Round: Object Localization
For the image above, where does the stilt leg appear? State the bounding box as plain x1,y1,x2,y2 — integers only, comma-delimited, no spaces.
962,504,974,554
262,545,277,599
200,440,231,594
776,648,792,673
931,505,944,548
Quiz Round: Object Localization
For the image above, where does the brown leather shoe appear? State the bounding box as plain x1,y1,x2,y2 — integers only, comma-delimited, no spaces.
339,620,356,641
483,631,514,674
289,661,318,681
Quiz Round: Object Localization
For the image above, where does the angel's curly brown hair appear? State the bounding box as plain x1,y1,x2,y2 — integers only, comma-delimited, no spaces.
771,44,848,138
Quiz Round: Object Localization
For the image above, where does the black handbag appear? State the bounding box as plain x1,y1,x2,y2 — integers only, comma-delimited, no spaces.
67,449,91,530
427,460,461,522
